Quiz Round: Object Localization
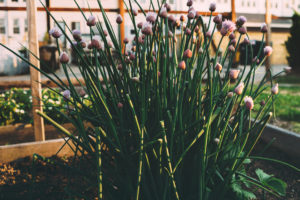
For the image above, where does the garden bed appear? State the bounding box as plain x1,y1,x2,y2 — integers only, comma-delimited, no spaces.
0,140,299,200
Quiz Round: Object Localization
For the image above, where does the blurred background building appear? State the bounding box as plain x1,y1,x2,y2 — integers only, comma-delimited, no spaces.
0,0,300,74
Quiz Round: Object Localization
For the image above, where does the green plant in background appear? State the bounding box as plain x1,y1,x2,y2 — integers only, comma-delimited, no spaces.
0,88,68,125
285,11,300,73
1,0,299,199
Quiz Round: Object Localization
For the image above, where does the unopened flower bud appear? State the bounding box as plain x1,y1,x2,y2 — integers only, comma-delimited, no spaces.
237,16,247,27
244,96,254,110
284,66,292,73
229,33,235,40
168,15,176,24
123,37,129,44
91,38,101,49
79,89,86,97
103,30,108,37
209,2,216,12
187,0,193,7
159,7,168,18
264,46,272,57
60,52,69,64
132,8,138,16
178,60,186,70
271,83,279,95
180,15,185,22
215,63,222,72
186,28,191,35
118,102,123,108
260,23,267,33
137,22,143,29
117,64,123,71
229,69,240,79
243,38,250,45
49,27,62,38
227,92,234,98
234,82,244,95
260,100,265,106
87,16,96,26
63,90,71,100
183,49,193,58
213,14,222,25
238,26,247,35
214,138,220,144
228,45,235,52
72,29,81,41
116,14,123,24
206,31,212,38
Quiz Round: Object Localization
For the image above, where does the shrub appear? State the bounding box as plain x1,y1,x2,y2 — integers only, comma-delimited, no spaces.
285,11,300,73
1,0,295,199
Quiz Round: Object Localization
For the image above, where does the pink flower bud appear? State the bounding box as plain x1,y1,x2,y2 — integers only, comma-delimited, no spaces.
63,90,71,100
168,31,173,38
188,10,196,19
227,92,234,98
260,100,265,106
142,22,153,35
186,28,191,35
237,16,247,27
116,14,123,24
132,8,138,16
80,41,86,48
183,49,192,58
260,23,267,33
215,63,222,72
194,25,200,33
234,82,244,95
214,138,220,144
187,0,193,7
168,15,176,24
146,12,156,23
284,66,292,73
238,26,247,35
205,31,212,38
244,96,254,110
164,3,171,12
213,14,222,25
103,30,108,37
72,29,81,41
137,22,143,29
131,77,140,82
271,83,279,95
178,61,186,70
180,15,185,22
60,52,69,64
264,46,273,57
229,33,235,40
209,2,216,12
123,37,129,44
87,16,96,26
228,45,235,52
91,38,101,49
230,39,236,46
117,64,123,71
49,27,62,38
79,89,86,97
159,7,168,18
157,71,161,77
118,102,123,108
129,53,135,60
229,69,240,79
243,38,250,45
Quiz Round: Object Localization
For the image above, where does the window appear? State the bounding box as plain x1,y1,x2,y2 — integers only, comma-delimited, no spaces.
0,19,5,34
24,19,28,32
0,0,4,3
71,22,80,30
13,19,20,34
12,0,18,2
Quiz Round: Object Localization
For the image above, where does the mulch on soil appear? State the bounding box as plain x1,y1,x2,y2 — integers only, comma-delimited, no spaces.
0,141,299,200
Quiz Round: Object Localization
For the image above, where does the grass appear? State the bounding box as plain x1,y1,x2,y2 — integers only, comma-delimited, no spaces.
277,75,300,84
252,84,300,133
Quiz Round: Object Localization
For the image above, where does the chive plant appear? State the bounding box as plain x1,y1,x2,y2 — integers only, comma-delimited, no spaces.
1,0,297,199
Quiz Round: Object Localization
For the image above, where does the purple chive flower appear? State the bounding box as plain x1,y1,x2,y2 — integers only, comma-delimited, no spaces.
159,7,168,18
188,8,196,19
123,37,129,44
229,33,235,40
260,23,268,33
168,15,176,24
209,2,216,12
72,29,82,41
164,3,171,12
242,38,250,45
236,16,247,27
142,22,153,35
228,45,235,52
146,12,157,23
260,100,266,106
244,96,254,110
205,31,212,38
213,14,222,25
91,38,101,49
264,46,273,56
220,20,236,36
116,14,123,24
137,22,143,29
185,28,191,35
63,90,71,100
117,102,124,109
187,0,193,7
87,15,96,26
49,27,62,38
230,39,237,46
59,52,69,64
238,26,247,35
132,8,138,16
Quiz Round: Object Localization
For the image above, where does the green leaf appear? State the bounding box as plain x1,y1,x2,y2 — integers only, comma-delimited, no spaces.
255,168,287,196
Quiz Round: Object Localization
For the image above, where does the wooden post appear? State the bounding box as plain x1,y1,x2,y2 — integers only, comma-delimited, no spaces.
265,0,272,72
27,0,45,141
46,0,51,43
119,0,125,48
231,0,236,22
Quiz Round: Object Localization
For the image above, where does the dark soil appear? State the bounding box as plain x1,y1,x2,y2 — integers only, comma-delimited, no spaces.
0,141,299,200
